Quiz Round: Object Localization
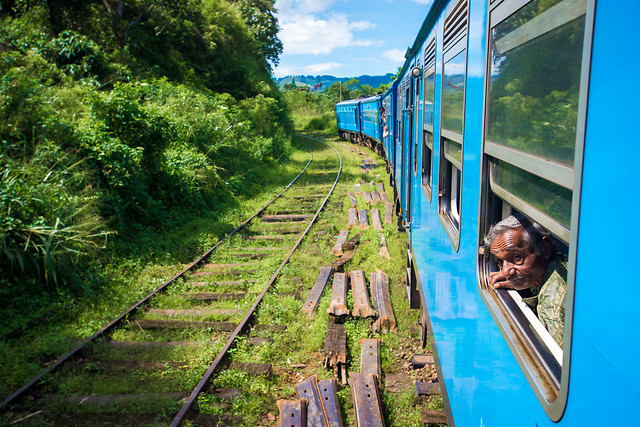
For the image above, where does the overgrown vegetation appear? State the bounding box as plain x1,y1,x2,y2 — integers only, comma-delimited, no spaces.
0,0,291,337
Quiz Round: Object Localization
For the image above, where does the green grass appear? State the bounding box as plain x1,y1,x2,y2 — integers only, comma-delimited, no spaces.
1,133,444,426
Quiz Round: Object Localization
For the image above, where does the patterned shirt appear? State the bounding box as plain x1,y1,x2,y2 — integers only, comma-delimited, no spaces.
523,259,567,347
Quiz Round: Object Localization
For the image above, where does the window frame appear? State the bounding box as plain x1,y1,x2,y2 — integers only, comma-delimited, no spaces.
422,35,436,201
476,0,595,420
438,0,468,251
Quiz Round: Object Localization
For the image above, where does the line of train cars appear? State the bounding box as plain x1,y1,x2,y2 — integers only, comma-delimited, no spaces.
336,0,640,425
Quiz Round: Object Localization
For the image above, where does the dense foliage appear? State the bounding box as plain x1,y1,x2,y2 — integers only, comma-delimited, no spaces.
0,0,290,334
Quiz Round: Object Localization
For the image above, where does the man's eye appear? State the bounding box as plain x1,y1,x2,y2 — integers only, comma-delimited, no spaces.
513,255,523,263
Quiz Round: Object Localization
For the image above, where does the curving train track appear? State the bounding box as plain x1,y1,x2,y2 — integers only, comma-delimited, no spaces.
1,135,342,426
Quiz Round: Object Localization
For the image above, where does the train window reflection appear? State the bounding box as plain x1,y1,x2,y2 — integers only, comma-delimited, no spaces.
439,0,467,250
442,50,466,135
487,0,587,167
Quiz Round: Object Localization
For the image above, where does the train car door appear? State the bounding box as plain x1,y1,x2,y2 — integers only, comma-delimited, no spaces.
401,72,419,230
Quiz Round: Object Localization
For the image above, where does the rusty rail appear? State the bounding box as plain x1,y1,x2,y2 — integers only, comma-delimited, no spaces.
170,134,343,426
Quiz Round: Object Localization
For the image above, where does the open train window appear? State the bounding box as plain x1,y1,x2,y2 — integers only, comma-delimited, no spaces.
422,36,436,201
438,0,467,251
477,0,594,421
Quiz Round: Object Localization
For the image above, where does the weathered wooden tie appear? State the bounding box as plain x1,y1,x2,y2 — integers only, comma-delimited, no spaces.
421,409,448,425
347,192,358,207
349,372,386,427
412,354,435,369
229,362,272,375
347,208,358,229
245,235,286,242
371,209,383,231
377,182,385,192
107,340,218,349
301,267,334,318
133,319,237,331
350,270,376,318
327,272,350,317
324,317,347,383
360,338,382,382
277,398,308,427
371,190,381,203
317,378,345,427
358,209,369,229
330,230,349,256
188,280,252,287
384,202,393,225
415,381,441,396
380,191,391,204
370,270,397,332
379,234,391,259
186,292,248,301
342,234,361,252
296,375,330,427
362,192,373,204
329,250,355,272
202,262,258,270
261,214,313,222
146,308,242,317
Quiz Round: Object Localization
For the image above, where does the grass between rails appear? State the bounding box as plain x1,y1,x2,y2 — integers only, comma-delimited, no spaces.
1,133,444,426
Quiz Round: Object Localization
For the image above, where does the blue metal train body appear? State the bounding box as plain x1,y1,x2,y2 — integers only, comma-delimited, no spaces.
336,0,640,425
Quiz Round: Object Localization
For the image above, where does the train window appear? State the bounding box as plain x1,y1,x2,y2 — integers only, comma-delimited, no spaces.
438,0,467,250
422,36,436,200
478,0,594,420
413,59,421,177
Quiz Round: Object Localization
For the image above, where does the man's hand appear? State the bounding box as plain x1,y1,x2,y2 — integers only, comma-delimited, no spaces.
488,271,518,289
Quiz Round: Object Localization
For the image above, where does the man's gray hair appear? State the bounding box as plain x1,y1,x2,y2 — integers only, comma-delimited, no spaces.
484,213,549,256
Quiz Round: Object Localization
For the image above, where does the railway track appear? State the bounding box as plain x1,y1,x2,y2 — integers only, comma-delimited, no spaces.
1,135,342,426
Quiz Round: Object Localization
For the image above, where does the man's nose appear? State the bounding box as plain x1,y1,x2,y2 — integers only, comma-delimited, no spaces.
501,261,516,277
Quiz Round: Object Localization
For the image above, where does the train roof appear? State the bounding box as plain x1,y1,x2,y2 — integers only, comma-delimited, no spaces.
397,0,448,79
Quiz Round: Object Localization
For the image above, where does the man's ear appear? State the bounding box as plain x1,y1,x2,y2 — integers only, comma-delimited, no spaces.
541,236,553,259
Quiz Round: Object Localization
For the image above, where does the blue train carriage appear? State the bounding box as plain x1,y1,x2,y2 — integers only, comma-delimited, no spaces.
335,98,361,143
381,80,398,186
358,95,383,154
401,0,640,425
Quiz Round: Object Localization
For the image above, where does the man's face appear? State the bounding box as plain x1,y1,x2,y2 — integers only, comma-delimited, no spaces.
489,228,549,290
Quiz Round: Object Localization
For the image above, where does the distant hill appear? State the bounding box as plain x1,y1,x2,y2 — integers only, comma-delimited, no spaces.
276,74,395,92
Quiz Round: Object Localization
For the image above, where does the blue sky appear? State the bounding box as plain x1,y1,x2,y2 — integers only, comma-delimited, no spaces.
273,0,435,78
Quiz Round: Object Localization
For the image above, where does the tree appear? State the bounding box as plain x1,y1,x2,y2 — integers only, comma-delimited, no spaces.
231,0,282,68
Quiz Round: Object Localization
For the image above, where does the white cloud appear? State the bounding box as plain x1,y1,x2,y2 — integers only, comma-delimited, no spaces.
383,48,406,63
279,14,377,55
273,62,343,78
411,0,434,5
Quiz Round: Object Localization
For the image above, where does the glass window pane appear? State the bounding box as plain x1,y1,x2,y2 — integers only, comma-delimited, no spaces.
424,70,435,128
442,50,466,134
445,139,463,167
494,160,572,228
487,0,587,166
